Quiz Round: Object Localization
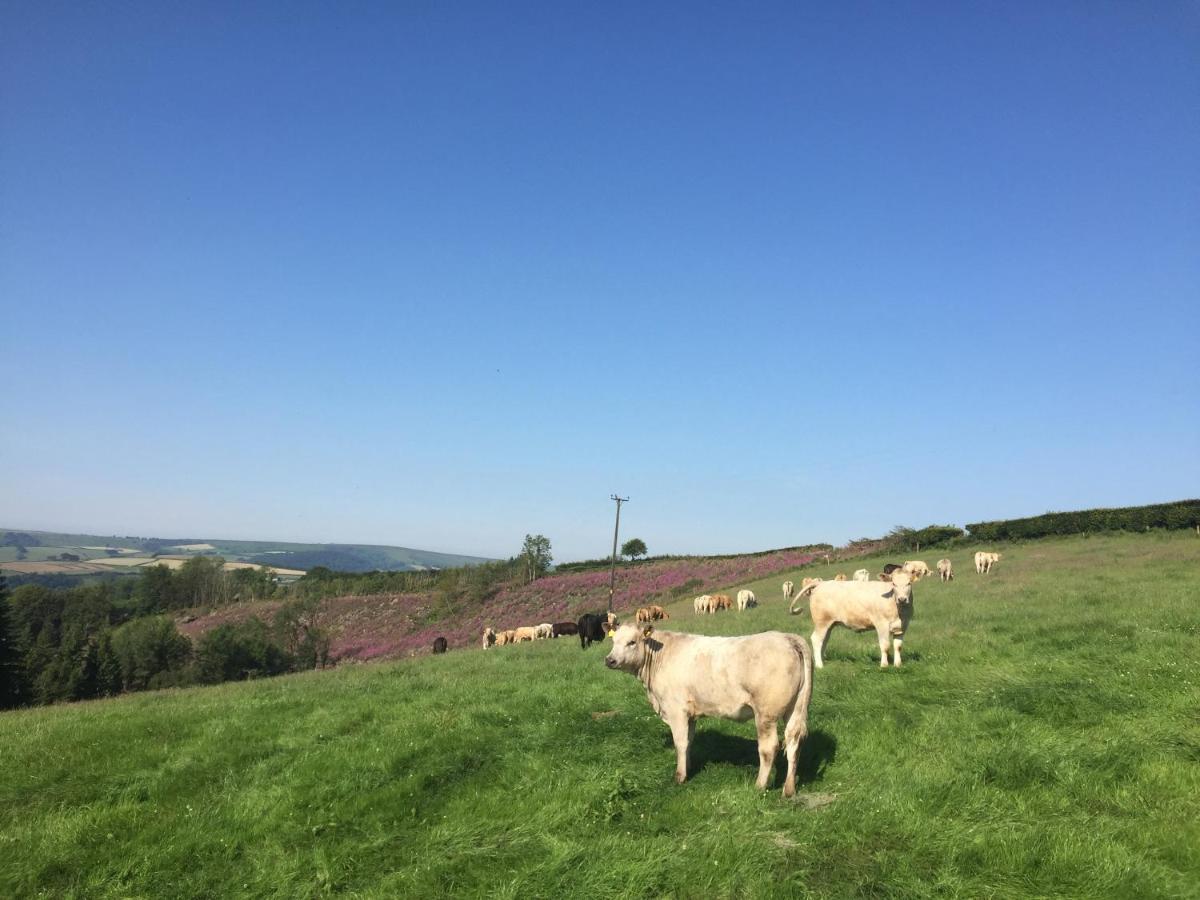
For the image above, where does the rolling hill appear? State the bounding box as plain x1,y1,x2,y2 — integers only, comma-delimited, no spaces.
0,528,493,576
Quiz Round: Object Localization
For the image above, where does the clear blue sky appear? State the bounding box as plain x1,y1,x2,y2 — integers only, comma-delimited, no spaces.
2,2,1197,561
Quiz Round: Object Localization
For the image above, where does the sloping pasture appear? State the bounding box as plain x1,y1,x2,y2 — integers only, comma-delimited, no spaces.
1,532,1197,898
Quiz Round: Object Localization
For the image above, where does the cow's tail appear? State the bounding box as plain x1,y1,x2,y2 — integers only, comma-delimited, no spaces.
784,633,813,744
788,583,817,615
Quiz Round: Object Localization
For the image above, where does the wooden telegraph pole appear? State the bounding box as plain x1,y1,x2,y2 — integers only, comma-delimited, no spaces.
608,494,629,614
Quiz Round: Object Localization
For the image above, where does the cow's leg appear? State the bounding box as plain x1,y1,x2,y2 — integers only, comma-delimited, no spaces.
874,622,891,667
811,624,831,668
754,713,779,791
892,634,904,667
667,712,692,784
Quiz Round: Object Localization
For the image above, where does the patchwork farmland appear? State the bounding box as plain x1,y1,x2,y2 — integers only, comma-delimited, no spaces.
1,530,1197,897
0,528,493,582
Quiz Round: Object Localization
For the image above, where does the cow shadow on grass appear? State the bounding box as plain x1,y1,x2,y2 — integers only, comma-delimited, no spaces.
684,727,837,786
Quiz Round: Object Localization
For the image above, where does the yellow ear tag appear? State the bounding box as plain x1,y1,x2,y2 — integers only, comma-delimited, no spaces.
607,630,615,638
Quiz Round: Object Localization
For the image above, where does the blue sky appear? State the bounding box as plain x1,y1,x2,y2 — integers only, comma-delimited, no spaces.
2,2,1197,561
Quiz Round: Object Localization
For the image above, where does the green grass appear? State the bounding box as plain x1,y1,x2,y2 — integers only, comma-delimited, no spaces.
2,532,1198,898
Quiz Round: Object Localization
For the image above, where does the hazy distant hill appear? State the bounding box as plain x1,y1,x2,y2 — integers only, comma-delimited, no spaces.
0,528,492,573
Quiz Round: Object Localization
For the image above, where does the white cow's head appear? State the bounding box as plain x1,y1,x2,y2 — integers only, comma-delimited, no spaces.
605,623,658,672
888,571,914,604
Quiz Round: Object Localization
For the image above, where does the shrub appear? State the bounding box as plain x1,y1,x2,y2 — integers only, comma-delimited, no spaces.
670,578,704,598
273,599,330,670
966,499,1200,542
194,619,290,684
110,616,192,692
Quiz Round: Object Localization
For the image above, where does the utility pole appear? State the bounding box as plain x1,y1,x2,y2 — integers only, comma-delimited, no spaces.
608,494,629,614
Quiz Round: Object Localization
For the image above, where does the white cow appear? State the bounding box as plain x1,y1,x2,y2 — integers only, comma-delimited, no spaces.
974,551,1002,574
791,572,915,668
535,623,554,640
902,560,932,580
936,559,953,582
852,569,870,582
693,594,713,614
782,580,795,601
482,626,497,649
604,623,813,797
736,589,757,611
513,626,539,643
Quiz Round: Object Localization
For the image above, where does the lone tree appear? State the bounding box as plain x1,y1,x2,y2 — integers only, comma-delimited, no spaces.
621,538,648,561
521,534,553,583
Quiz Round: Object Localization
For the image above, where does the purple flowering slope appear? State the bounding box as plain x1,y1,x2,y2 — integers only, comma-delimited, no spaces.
177,547,827,662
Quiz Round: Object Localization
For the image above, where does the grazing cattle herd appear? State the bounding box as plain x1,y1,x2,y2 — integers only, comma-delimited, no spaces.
438,550,1004,794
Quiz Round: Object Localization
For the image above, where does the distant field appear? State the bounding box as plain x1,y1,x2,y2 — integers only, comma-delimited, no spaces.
0,528,493,574
1,560,113,575
2,546,125,563
2,532,1197,897
1,556,306,578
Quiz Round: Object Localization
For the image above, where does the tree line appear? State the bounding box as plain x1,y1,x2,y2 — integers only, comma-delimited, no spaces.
0,534,556,710
965,499,1200,542
0,565,328,709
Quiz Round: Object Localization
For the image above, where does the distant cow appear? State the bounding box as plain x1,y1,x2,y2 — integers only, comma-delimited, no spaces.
578,613,610,649
648,605,669,620
782,580,795,601
834,573,847,582
496,629,516,646
513,626,539,643
710,594,732,612
482,627,497,649
936,559,953,582
432,636,448,654
552,621,579,637
604,624,813,797
535,623,554,640
736,589,757,611
792,572,915,668
902,560,932,580
881,563,904,575
853,569,870,582
636,607,653,623
693,595,713,614
975,551,1001,574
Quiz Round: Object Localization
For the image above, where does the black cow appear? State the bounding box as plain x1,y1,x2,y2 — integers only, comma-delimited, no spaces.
881,563,904,575
432,636,448,654
552,622,579,638
577,613,610,650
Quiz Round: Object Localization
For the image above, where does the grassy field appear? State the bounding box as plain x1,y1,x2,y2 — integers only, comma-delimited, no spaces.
1,532,1197,898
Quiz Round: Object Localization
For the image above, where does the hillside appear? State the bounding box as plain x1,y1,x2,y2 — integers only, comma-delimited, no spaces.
3,531,1197,897
178,545,831,660
0,528,493,577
